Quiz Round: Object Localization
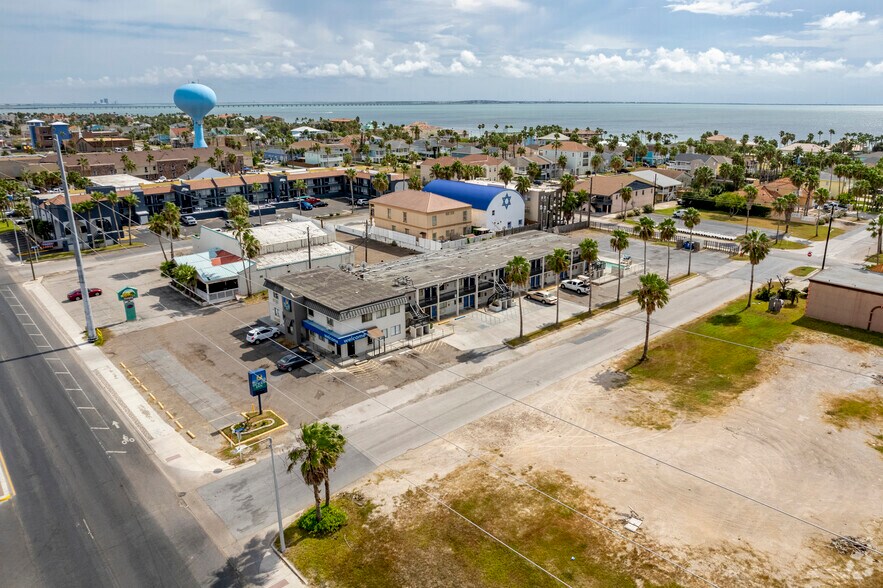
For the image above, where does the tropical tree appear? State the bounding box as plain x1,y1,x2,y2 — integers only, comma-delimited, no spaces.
743,184,758,233
515,175,532,198
505,256,530,339
173,263,198,291
344,168,357,208
610,229,629,302
371,172,389,196
868,213,883,256
578,238,599,312
122,193,139,246
545,248,569,325
526,161,541,182
286,422,347,523
619,186,632,219
813,188,830,237
636,273,670,362
692,166,715,196
230,215,252,292
682,207,701,275
241,231,261,297
633,216,656,274
103,191,121,244
407,172,422,190
738,230,772,309
226,194,249,219
609,156,624,174
161,201,182,259
293,179,307,201
782,192,799,234
148,213,168,261
657,218,677,282
590,153,603,173
499,164,513,186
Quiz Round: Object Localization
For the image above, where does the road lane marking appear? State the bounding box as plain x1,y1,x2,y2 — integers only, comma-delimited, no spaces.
82,518,94,540
105,451,127,454
0,447,15,503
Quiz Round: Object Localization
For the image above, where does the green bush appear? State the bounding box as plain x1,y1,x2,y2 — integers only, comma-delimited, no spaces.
160,259,177,277
297,504,348,536
642,204,654,213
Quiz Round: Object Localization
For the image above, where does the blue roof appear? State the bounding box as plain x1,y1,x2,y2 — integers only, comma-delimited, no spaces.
423,180,510,211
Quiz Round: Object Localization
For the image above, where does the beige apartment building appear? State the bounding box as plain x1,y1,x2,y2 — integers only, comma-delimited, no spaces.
370,189,472,241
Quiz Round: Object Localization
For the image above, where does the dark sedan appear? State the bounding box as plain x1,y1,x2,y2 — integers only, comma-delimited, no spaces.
276,350,317,372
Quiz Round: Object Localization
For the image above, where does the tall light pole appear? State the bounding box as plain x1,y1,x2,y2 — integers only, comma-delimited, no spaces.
54,131,97,342
820,210,835,271
267,437,286,552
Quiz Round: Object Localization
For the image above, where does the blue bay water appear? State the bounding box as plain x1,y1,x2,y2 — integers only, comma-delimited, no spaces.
4,102,882,140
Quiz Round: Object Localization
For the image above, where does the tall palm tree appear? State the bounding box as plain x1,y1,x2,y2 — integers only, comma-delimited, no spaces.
505,256,530,339
610,229,629,302
226,194,248,219
104,191,120,244
868,213,883,256
286,422,334,523
619,186,632,219
633,216,656,274
344,168,357,208
771,196,786,243
148,213,168,262
161,201,181,259
293,179,307,201
230,215,252,292
738,230,771,309
545,248,569,325
371,172,389,196
89,192,110,247
498,164,513,186
515,175,531,198
657,218,677,282
682,207,700,275
637,273,670,362
241,231,261,297
802,167,820,215
578,238,599,312
122,193,139,246
743,184,758,233
692,166,714,196
782,192,799,234
813,188,829,237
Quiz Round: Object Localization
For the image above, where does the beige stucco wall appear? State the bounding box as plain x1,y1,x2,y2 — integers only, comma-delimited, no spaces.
371,203,472,240
805,282,883,333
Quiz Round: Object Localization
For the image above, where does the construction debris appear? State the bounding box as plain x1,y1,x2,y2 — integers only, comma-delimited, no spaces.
831,536,871,556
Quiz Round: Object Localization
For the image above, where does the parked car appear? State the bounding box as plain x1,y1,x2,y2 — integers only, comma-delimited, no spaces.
245,325,280,344
304,197,321,204
312,200,328,207
560,279,590,295
276,350,317,372
526,290,558,305
67,288,102,301
181,215,197,226
296,201,314,211
672,209,686,219
355,198,369,206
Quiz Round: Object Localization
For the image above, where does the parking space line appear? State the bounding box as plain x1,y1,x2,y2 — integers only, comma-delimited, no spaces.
0,448,15,503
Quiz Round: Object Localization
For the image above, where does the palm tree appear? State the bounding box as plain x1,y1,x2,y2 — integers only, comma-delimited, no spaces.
633,216,656,274
610,156,624,174
743,184,758,233
578,238,599,312
230,215,252,293
505,256,530,339
636,273,670,362
241,231,261,297
738,230,772,309
692,166,715,196
515,175,531,198
545,248,569,325
148,213,168,262
173,263,198,292
161,201,181,259
813,188,829,237
590,153,603,173
89,192,110,247
657,218,677,282
104,191,121,244
682,207,700,275
344,168,357,208
868,213,883,256
371,172,389,196
498,164,513,186
286,423,331,523
619,186,632,219
122,193,139,246
226,194,249,219
782,192,799,234
293,179,307,201
610,229,629,302
771,196,786,242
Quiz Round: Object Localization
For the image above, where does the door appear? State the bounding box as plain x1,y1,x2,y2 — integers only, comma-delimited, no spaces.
346,341,356,357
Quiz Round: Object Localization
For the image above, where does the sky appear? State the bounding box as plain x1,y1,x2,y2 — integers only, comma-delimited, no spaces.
3,0,883,104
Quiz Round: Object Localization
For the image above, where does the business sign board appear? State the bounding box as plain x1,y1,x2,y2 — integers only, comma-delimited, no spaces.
248,369,268,397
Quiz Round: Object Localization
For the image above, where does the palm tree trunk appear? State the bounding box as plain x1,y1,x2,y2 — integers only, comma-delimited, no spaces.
687,229,693,275
313,483,323,522
128,206,134,246
157,233,168,262
641,311,650,361
324,474,331,508
169,234,175,259
744,207,751,234
517,293,524,338
555,277,560,324
616,251,622,302
815,215,820,238
665,246,671,282
746,264,755,309
643,240,648,274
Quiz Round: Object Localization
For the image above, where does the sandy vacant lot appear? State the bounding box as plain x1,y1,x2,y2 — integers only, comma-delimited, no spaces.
352,333,883,587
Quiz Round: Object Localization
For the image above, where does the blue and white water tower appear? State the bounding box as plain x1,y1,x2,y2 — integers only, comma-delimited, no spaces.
173,83,217,149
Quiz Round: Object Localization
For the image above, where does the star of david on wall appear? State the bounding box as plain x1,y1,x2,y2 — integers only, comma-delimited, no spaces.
502,194,512,209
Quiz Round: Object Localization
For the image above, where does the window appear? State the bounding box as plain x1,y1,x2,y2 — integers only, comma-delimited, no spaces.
402,212,407,222
392,225,397,232
389,324,401,336
462,210,468,221
361,312,373,323
390,305,400,314
326,316,334,327
376,308,387,318
492,210,496,216
387,207,392,219
431,215,437,226
273,291,279,300
307,308,314,317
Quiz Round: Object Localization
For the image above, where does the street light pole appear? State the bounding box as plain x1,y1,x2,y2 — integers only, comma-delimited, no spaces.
268,437,286,552
820,211,835,271
55,134,97,342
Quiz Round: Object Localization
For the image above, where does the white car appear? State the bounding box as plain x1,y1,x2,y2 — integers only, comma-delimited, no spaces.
560,279,590,294
245,325,280,344
526,290,558,305
180,215,197,226
672,209,686,219
355,198,369,206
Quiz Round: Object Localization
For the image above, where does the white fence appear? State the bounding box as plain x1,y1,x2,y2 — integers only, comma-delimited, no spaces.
330,223,495,254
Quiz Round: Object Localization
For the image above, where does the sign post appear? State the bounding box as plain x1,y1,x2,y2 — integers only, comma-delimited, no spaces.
248,368,268,414
116,286,139,321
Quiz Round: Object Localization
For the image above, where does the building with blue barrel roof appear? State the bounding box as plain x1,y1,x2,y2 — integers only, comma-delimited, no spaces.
423,179,524,232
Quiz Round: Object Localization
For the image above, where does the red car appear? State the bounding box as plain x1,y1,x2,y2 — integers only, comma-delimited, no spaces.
67,288,102,301
304,197,322,204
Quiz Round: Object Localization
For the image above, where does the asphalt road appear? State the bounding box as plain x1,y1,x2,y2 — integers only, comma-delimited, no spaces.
0,265,231,587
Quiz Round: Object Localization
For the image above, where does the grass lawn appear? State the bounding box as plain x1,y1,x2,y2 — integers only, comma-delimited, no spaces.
622,296,803,413
655,207,843,242
283,465,685,588
0,220,17,234
825,394,883,426
789,266,816,277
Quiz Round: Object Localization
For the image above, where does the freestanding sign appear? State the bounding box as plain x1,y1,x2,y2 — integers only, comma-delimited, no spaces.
248,368,268,414
116,286,139,321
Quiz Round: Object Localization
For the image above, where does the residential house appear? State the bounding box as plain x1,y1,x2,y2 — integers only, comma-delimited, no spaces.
505,154,555,180
370,189,472,241
266,267,411,360
667,153,732,175
629,170,683,202
304,143,350,167
537,141,592,176
575,175,655,214
75,137,133,153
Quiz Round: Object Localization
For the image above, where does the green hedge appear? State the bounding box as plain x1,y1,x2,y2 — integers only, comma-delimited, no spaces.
297,504,348,536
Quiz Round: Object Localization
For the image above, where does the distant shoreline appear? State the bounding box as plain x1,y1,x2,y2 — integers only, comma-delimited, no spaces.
3,100,883,108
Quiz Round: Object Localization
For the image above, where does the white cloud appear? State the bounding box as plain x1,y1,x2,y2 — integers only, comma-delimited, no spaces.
803,58,846,72
666,0,769,16
355,39,374,52
305,60,366,78
573,53,645,75
459,50,481,67
500,56,566,78
451,0,528,12
651,47,742,74
808,10,864,30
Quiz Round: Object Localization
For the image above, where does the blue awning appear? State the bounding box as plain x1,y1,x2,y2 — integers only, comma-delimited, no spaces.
302,319,367,345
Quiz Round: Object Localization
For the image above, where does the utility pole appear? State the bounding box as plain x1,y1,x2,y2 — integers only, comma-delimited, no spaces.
268,437,286,552
55,133,97,342
364,219,368,264
820,210,835,271
306,225,312,269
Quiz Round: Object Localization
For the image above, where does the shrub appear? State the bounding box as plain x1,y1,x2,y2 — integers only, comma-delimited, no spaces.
642,204,654,214
160,259,177,277
297,504,348,536
754,285,773,301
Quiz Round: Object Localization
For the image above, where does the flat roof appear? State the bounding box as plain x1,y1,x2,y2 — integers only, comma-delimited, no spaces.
89,173,149,189
359,230,577,290
255,242,351,269
270,267,408,315
214,221,330,247
808,267,883,295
